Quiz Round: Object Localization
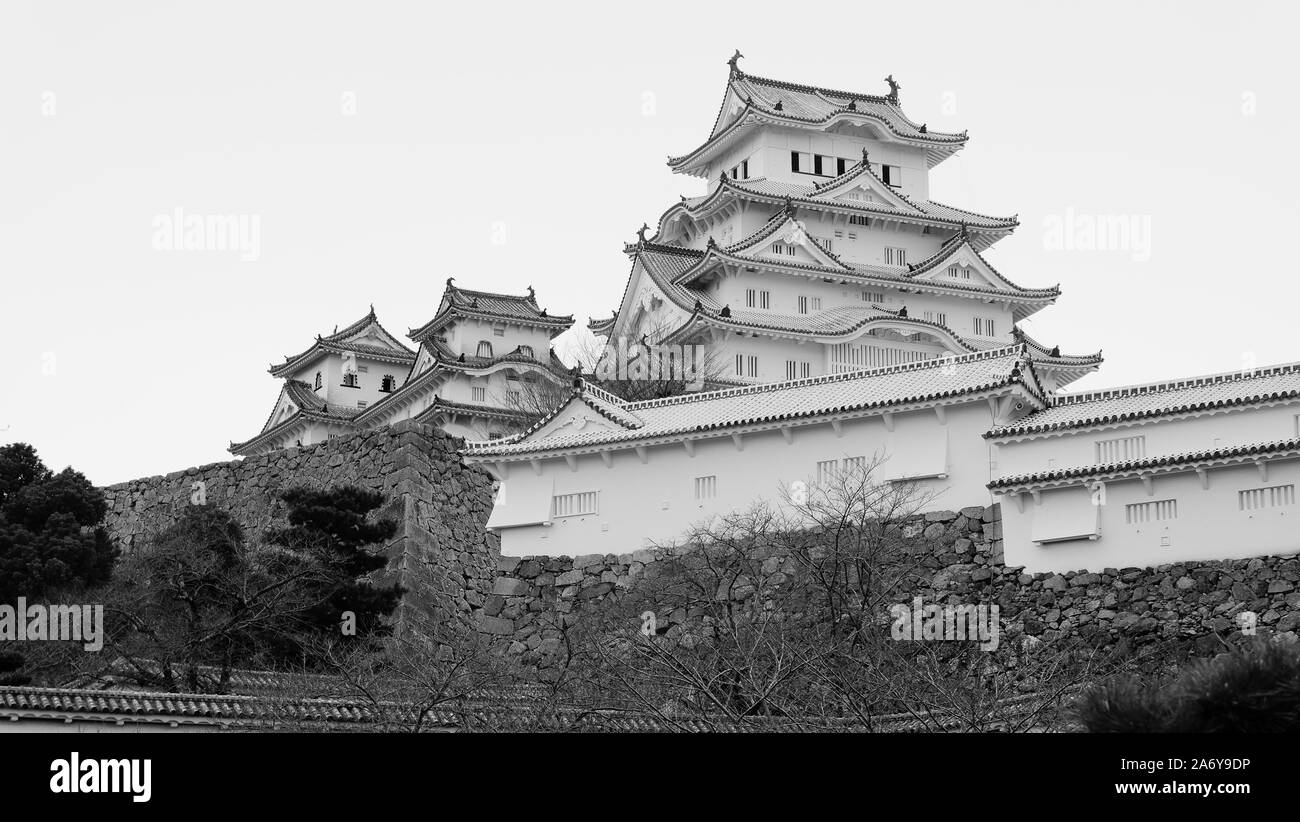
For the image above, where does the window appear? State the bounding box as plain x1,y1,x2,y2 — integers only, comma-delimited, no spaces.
314,372,322,390
947,265,971,279
848,232,857,240
342,372,359,388
792,152,855,177
380,374,397,392
830,342,933,372
357,400,368,409
552,491,598,518
745,288,771,309
883,247,907,267
694,476,717,500
861,290,886,303
488,432,504,440
1095,435,1145,463
477,341,493,358
519,345,534,358
797,295,822,314
812,236,833,252
849,214,870,226
357,365,368,373
843,455,867,476
923,310,948,326
785,360,812,380
735,354,759,378
770,243,797,256
472,386,486,403
816,459,839,485
833,230,844,239
1239,484,1295,511
845,190,875,204
881,164,902,186
1126,499,1177,524
973,316,997,337
728,159,749,179
493,327,506,337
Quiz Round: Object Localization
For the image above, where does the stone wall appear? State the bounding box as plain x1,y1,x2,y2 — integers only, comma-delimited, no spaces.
484,503,1300,670
100,421,500,639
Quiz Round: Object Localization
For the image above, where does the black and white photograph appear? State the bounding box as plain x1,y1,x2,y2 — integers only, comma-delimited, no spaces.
0,0,1292,806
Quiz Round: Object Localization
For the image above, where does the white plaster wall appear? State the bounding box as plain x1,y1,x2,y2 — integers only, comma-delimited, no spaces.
993,402,1300,479
1000,458,1300,573
706,126,931,200
486,398,1004,556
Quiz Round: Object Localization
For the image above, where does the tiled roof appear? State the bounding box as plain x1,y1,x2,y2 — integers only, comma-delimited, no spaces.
409,280,574,342
269,307,416,377
989,361,1300,439
414,397,539,425
670,63,967,175
651,212,1057,303
989,437,1300,491
466,346,1044,456
2,682,1043,732
424,338,571,377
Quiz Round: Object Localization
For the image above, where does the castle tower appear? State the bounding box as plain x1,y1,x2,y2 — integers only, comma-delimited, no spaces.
592,54,1099,392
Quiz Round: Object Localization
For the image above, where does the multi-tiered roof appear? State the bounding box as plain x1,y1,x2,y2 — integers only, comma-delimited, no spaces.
591,54,1099,390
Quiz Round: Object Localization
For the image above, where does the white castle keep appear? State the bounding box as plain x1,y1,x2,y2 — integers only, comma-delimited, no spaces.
241,55,1300,574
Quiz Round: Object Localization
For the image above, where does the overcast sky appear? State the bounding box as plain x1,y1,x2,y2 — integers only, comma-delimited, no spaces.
2,0,1296,486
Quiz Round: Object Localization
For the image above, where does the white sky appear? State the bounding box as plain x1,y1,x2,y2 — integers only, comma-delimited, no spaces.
2,0,1297,486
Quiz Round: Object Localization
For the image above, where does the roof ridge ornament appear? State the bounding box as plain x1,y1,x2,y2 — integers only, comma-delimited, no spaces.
847,99,857,111
727,49,744,77
720,305,731,318
884,74,901,104
526,284,536,301
861,147,870,166
773,99,783,111
636,223,649,247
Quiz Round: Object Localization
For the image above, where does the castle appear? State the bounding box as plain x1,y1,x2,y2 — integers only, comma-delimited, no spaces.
231,281,574,454
241,55,1300,575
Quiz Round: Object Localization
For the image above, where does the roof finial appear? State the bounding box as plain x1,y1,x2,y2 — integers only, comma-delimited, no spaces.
884,74,901,104
847,99,857,111
781,195,796,217
368,302,375,315
727,49,744,76
772,99,783,111
860,146,870,167
636,223,650,246
527,284,535,301
720,305,731,318
897,305,908,318
960,222,970,240
706,235,718,249
445,276,455,290
1049,345,1061,358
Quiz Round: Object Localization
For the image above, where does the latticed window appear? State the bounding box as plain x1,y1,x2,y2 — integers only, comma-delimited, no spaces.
342,372,359,388
1125,499,1177,524
314,372,322,390
1095,435,1145,464
477,341,493,358
380,375,396,392
1239,484,1295,511
694,476,717,500
553,491,598,518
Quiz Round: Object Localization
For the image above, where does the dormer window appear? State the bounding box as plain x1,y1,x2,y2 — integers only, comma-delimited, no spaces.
477,341,493,358
518,345,534,358
380,375,397,392
314,372,322,390
342,372,359,388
